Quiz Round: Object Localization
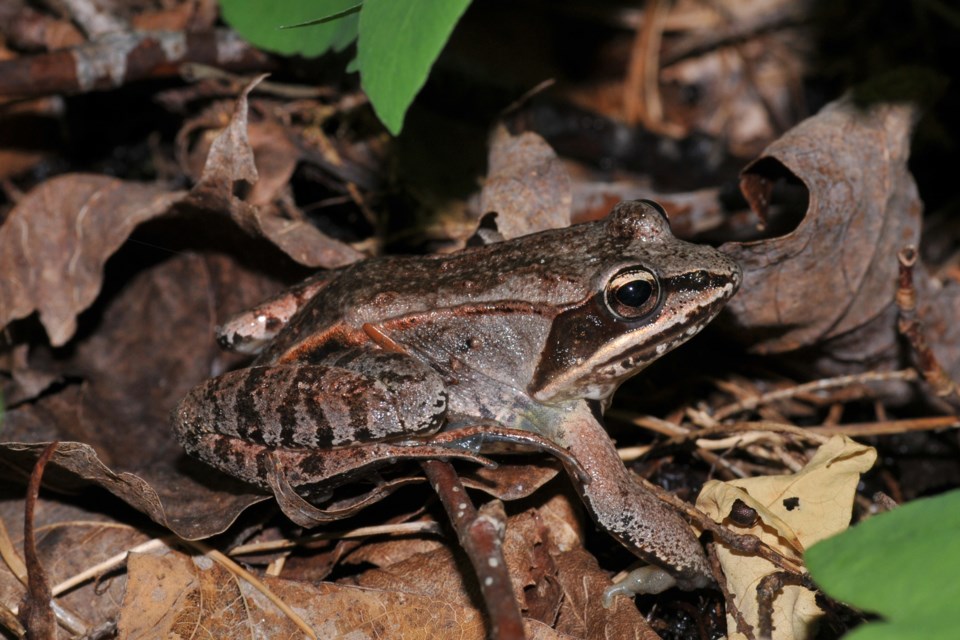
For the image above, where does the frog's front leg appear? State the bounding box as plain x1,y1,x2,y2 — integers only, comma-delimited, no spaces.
173,349,448,489
555,402,713,592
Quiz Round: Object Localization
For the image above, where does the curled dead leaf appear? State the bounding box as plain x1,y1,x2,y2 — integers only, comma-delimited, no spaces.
185,75,363,268
722,98,921,363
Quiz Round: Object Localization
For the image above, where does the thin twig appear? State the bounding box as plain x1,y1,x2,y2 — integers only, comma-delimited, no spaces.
421,460,525,640
14,444,90,637
806,415,959,437
624,0,683,136
896,246,960,402
712,369,918,421
229,521,442,555
756,572,813,639
181,63,338,99
663,419,829,448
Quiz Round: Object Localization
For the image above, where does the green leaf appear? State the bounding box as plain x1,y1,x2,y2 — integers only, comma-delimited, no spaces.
219,0,360,57
358,0,474,134
805,490,960,639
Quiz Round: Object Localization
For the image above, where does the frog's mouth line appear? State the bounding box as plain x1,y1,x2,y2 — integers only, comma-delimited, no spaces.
599,293,734,373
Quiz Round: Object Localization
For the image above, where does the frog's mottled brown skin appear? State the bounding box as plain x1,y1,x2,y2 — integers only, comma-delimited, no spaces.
174,200,741,590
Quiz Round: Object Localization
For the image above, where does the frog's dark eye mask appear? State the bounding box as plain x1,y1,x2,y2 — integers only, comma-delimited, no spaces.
529,262,738,404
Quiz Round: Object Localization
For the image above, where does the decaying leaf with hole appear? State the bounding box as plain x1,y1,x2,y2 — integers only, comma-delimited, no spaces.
721,97,921,374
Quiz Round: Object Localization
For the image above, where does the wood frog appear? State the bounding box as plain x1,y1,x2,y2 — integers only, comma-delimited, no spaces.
174,200,741,592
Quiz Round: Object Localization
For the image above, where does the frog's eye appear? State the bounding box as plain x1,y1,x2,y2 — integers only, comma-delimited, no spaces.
605,268,661,320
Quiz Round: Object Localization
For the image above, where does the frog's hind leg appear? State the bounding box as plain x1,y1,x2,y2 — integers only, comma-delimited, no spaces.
173,349,448,457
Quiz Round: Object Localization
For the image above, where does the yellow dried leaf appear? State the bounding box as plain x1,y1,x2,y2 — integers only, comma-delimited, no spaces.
697,435,876,640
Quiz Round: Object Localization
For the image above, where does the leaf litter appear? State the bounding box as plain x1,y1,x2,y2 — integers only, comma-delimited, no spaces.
1,3,959,638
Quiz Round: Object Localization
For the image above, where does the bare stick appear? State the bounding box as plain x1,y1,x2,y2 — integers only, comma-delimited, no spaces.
421,460,525,640
896,246,960,403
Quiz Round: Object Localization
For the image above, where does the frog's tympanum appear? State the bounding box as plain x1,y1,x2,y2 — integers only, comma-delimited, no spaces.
174,200,741,593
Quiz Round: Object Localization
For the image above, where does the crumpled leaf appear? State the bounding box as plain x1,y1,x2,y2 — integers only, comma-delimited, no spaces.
697,435,877,640
0,174,181,346
0,345,58,406
119,547,572,639
185,76,364,268
477,127,573,240
0,251,279,539
0,501,148,631
0,442,268,541
0,78,361,352
347,494,653,639
244,116,302,207
552,548,661,640
722,98,921,364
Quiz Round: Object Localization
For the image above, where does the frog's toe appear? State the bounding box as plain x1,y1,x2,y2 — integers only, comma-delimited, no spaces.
602,566,679,608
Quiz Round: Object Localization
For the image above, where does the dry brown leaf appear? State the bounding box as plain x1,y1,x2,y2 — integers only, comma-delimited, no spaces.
342,528,446,571
0,345,58,406
460,459,562,501
722,98,921,368
351,545,475,605
350,494,646,639
245,116,301,207
0,512,146,635
499,505,565,622
0,250,282,539
911,270,960,391
120,549,493,639
351,504,558,609
186,77,363,268
552,548,660,640
477,127,573,240
697,435,877,640
0,174,181,346
523,491,584,554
